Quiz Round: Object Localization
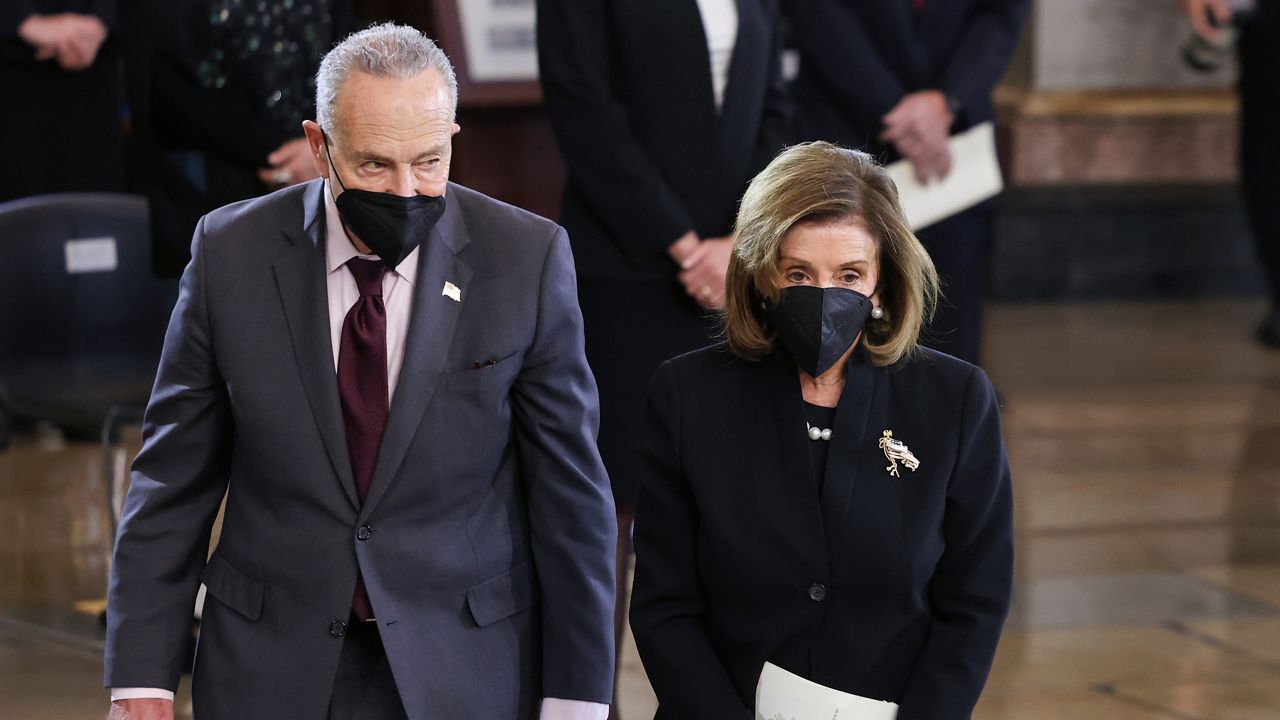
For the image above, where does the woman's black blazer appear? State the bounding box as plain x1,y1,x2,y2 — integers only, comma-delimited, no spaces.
630,343,1013,720
536,0,792,280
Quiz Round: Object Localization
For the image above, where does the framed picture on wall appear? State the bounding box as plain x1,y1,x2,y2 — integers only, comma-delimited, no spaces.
430,0,542,106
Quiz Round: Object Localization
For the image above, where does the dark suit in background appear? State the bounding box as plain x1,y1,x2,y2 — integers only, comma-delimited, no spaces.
631,345,1013,719
1239,0,1280,342
0,0,125,202
784,0,1029,364
536,0,791,509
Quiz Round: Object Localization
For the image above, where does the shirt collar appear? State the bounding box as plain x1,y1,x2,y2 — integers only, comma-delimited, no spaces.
323,179,419,286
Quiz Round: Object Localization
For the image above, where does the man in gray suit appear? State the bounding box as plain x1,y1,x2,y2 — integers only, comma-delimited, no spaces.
105,23,617,720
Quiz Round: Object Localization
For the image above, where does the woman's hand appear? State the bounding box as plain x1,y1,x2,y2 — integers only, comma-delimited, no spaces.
258,138,322,188
678,236,734,310
18,13,108,71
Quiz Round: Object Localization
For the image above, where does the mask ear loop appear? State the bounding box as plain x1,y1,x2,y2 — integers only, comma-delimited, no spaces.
320,130,350,197
752,283,774,331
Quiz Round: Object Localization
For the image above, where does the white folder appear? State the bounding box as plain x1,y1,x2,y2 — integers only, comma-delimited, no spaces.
885,121,1003,231
755,662,899,720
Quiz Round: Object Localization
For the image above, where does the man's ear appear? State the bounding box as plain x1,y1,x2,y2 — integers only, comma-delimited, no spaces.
301,120,329,179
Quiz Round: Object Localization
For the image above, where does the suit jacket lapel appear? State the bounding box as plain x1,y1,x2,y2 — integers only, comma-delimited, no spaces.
820,346,886,568
275,179,359,509
681,0,720,123
765,352,829,564
717,0,767,196
359,186,473,520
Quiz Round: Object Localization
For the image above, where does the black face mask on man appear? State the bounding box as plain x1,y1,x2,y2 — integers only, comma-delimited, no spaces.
764,285,873,377
322,133,446,270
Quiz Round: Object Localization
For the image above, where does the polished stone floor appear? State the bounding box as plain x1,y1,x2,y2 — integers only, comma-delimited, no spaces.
2,299,1278,719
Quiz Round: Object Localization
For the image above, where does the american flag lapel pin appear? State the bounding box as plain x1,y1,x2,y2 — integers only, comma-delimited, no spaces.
442,281,461,302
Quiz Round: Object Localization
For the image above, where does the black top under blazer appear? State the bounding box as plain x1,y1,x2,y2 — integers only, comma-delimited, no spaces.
630,343,1014,720
536,0,791,280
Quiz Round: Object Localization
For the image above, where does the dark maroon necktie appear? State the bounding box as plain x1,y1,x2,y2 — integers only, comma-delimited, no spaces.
913,0,924,9
337,257,389,620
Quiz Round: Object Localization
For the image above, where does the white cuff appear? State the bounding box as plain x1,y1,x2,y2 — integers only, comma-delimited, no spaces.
110,688,175,702
539,697,610,720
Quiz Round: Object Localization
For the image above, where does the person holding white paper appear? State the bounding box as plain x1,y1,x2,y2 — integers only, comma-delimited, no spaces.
631,143,1013,720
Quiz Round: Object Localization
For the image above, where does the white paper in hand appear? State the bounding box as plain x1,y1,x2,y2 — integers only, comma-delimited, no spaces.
755,662,898,720
885,121,1003,231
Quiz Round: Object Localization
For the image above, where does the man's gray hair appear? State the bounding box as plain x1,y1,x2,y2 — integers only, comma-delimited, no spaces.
315,22,458,133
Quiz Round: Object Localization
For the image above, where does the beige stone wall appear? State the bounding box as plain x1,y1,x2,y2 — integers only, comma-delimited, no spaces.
1031,0,1236,90
997,1,1241,186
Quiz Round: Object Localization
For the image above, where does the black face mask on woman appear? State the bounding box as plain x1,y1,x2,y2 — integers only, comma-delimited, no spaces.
323,134,446,270
765,285,873,377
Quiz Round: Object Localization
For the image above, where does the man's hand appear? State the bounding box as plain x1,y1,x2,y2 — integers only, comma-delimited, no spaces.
18,14,108,71
880,90,955,184
1180,0,1232,42
258,137,322,188
677,236,734,311
108,698,175,720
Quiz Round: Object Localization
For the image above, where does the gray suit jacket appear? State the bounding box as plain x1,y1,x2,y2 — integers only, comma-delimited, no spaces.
104,179,618,718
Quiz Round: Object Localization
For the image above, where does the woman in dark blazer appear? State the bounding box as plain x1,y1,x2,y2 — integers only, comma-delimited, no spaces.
631,142,1013,719
536,0,792,678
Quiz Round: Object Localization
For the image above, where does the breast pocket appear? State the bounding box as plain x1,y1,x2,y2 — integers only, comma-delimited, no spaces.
444,351,522,394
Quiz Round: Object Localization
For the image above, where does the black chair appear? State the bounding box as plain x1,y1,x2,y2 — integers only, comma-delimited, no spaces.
0,193,178,534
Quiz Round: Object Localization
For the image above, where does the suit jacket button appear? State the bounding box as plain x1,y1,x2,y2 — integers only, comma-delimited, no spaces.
329,619,346,638
808,583,828,602
357,525,372,541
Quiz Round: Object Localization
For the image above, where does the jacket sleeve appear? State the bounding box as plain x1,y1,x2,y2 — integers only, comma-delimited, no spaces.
896,366,1014,719
104,216,234,690
536,0,694,264
0,2,35,39
939,0,1030,124
782,0,908,137
630,361,753,720
89,0,119,31
511,227,618,704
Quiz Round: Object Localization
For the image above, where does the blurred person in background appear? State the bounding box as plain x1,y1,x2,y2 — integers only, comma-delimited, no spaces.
536,0,791,706
1181,0,1280,348
0,0,125,202
783,0,1029,365
630,142,1013,719
123,0,353,276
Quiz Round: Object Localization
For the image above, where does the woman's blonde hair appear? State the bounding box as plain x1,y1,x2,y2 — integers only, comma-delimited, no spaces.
722,142,940,367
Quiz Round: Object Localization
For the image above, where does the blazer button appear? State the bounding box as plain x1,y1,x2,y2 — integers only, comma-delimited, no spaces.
808,583,828,602
329,619,346,638
357,525,373,541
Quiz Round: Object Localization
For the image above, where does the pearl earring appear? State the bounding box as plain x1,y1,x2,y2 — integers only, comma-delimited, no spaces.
871,306,885,320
